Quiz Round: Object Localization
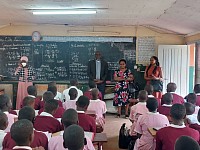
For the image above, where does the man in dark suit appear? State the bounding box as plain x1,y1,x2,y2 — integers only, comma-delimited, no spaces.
87,51,108,100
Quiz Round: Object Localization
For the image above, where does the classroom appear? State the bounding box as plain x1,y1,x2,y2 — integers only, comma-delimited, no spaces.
0,0,200,150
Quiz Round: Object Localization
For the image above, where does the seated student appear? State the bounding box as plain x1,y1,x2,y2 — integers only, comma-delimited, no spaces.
129,90,149,137
134,98,169,150
27,85,41,110
48,109,95,150
76,96,96,133
48,81,63,102
156,104,199,150
167,82,184,104
186,93,199,114
47,86,63,107
144,85,161,106
0,94,18,132
158,93,173,116
39,91,64,118
63,79,83,101
194,84,200,107
84,81,103,100
0,112,8,150
63,125,85,150
184,102,198,125
63,88,78,110
3,106,48,150
34,99,61,133
87,88,107,131
175,136,200,150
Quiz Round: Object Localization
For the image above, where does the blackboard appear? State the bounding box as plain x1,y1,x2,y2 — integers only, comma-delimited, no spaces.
0,36,136,81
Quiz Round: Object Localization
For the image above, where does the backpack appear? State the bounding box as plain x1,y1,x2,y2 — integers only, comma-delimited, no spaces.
118,123,130,149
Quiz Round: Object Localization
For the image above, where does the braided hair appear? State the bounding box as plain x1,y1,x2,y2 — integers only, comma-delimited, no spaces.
146,56,160,76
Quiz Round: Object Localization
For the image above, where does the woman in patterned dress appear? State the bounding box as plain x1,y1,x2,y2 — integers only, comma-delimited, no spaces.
15,56,35,109
113,59,134,118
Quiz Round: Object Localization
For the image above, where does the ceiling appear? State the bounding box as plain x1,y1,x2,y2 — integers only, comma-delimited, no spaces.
0,0,200,35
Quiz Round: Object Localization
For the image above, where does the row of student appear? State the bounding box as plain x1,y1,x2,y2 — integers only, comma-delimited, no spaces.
128,86,200,150
0,107,94,150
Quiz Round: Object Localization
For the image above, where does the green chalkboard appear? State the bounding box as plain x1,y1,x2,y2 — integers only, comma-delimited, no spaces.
0,36,144,84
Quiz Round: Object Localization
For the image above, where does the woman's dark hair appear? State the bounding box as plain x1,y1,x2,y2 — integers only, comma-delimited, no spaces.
119,59,126,64
146,56,160,76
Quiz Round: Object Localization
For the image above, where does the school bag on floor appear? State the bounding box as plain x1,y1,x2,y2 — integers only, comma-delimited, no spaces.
118,123,130,149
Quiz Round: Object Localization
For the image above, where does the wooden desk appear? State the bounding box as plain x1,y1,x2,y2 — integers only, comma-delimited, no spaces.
93,133,108,150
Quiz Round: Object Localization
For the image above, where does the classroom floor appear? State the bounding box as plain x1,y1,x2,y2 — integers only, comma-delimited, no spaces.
102,113,132,150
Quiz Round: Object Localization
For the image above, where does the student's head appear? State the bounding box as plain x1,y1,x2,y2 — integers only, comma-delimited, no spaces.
0,94,12,111
170,104,186,121
167,82,177,92
22,96,35,109
88,81,97,89
70,79,78,86
18,106,35,124
76,96,90,111
175,136,200,150
69,88,78,100
95,51,101,60
91,88,99,100
27,85,37,96
11,119,34,146
194,84,200,94
146,98,158,112
47,86,57,97
43,91,54,102
119,59,126,69
144,85,154,95
161,93,173,105
138,90,148,102
62,109,78,128
44,99,59,115
150,56,159,66
186,93,197,105
184,102,195,115
48,81,56,87
63,124,84,150
0,111,8,130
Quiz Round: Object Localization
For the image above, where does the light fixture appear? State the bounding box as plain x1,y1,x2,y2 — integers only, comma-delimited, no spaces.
32,10,97,15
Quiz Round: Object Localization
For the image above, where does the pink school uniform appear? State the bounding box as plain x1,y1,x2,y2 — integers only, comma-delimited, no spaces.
129,102,148,136
4,112,18,133
3,130,48,150
34,112,61,133
156,124,200,150
157,104,172,116
134,112,169,150
48,132,95,150
87,99,107,127
63,99,77,110
194,106,200,114
171,93,184,104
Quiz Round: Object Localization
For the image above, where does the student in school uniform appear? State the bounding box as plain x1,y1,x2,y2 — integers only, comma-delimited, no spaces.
158,92,173,116
156,104,199,150
189,109,200,134
87,88,107,131
48,108,95,150
175,136,200,150
0,112,8,150
0,94,18,132
84,80,103,100
167,82,184,104
34,99,62,133
3,106,48,150
63,125,85,150
63,79,83,101
10,119,45,150
48,81,63,102
38,91,54,109
134,98,169,150
27,85,41,110
129,90,149,137
144,85,161,106
186,93,199,114
184,102,198,125
194,84,200,107
47,86,63,107
63,88,78,110
76,96,96,133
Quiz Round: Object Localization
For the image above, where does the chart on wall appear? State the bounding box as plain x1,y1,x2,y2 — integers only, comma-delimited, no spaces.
0,36,136,81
